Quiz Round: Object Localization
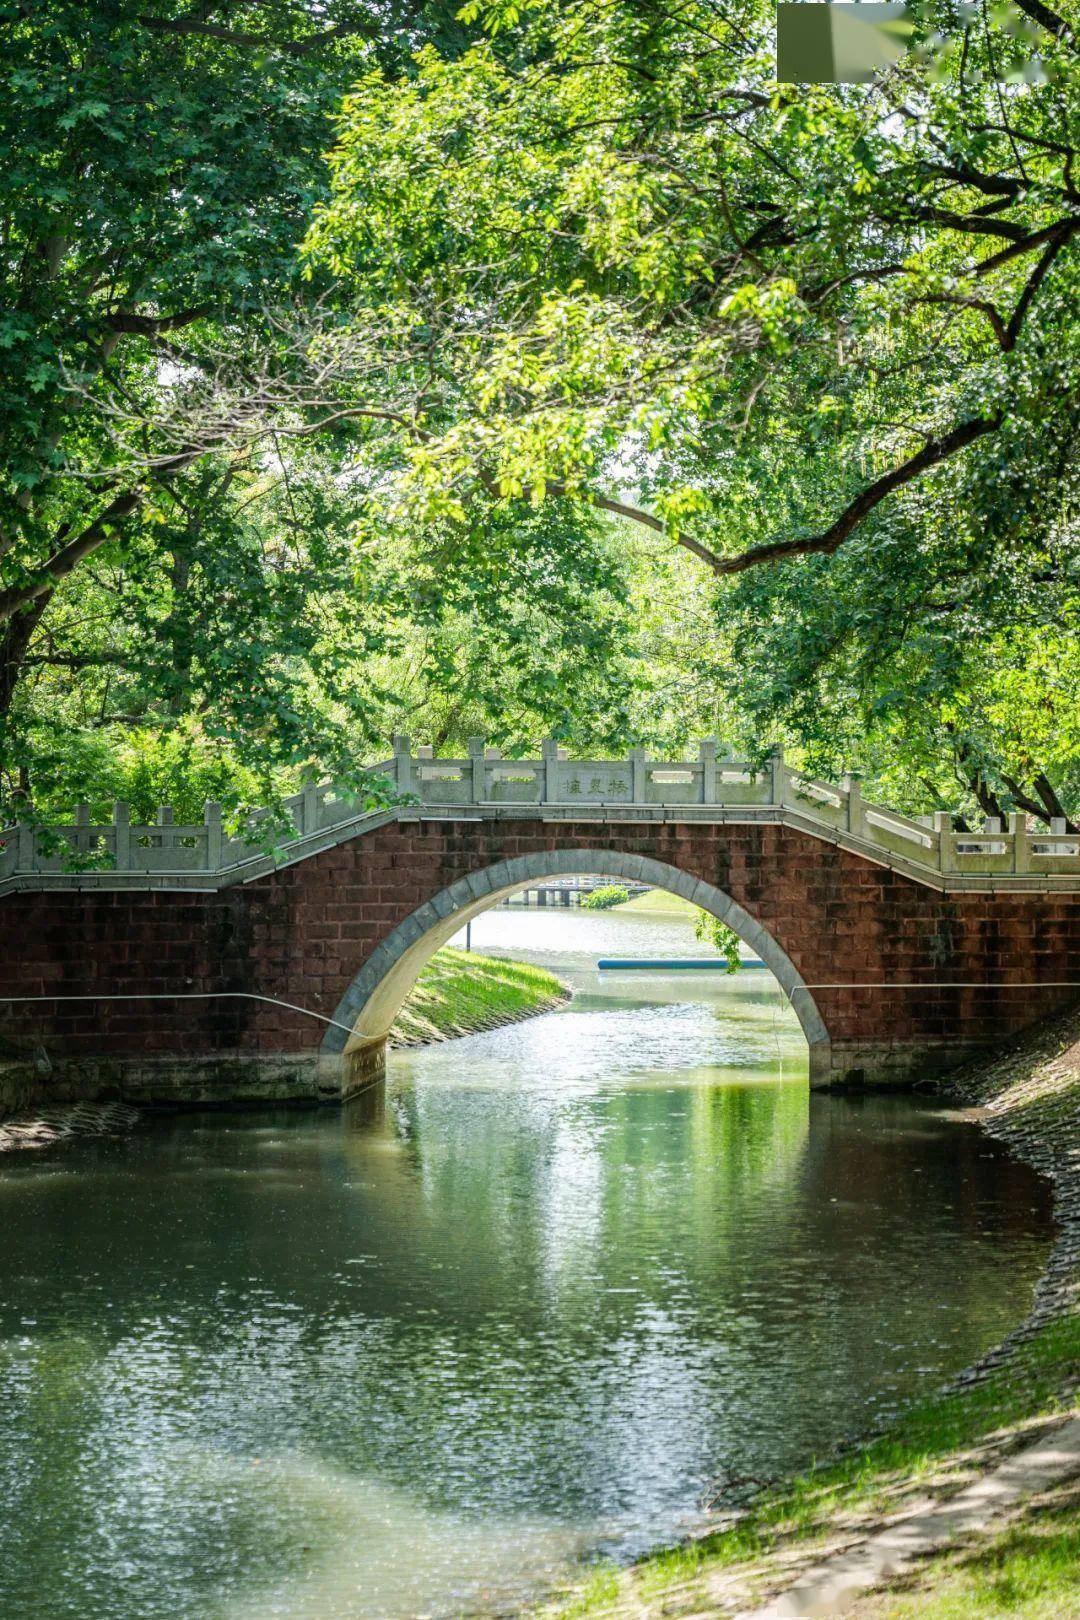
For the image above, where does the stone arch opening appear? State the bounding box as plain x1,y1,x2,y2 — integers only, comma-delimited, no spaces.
323,849,830,1088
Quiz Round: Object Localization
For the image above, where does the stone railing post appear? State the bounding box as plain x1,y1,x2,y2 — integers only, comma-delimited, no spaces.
467,736,485,803
1009,812,1028,874
699,738,718,804
17,813,36,872
769,745,785,806
484,746,502,802
74,803,90,858
300,781,319,837
203,801,222,869
156,805,173,860
113,802,131,870
841,772,862,836
933,811,953,874
392,734,414,797
629,746,647,804
541,738,560,803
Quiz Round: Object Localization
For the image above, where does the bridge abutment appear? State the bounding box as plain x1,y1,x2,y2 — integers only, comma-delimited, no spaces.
0,1050,342,1116
810,1040,991,1090
343,1038,387,1099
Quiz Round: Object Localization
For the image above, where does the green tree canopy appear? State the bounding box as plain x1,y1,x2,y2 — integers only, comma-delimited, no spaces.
0,0,471,808
300,0,1078,820
4,1,1077,826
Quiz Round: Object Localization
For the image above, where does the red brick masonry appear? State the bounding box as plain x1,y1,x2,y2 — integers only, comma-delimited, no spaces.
2,818,1078,1105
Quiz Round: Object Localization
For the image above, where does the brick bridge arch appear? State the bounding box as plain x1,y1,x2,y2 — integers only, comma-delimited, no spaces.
323,848,831,1082
1,810,1078,1114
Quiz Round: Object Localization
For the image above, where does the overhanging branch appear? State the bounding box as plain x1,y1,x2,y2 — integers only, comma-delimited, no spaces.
1004,225,1073,347
0,452,198,627
976,216,1079,276
478,469,730,575
0,491,142,625
104,306,212,337
1010,0,1076,47
490,412,1001,580
705,413,1002,577
553,484,728,572
136,11,380,53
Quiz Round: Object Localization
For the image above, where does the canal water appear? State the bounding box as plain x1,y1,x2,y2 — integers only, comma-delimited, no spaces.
0,903,1055,1620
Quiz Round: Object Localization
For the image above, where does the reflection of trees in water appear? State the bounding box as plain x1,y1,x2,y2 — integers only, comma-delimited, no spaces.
397,1065,810,1294
0,1077,1054,1620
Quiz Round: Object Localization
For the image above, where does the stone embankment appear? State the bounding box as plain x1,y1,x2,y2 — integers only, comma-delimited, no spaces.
938,1005,1080,1368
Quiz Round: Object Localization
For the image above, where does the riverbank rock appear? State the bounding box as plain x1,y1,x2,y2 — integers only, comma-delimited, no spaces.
0,1099,141,1153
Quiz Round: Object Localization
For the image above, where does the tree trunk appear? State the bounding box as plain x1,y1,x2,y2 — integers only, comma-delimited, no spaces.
0,592,52,724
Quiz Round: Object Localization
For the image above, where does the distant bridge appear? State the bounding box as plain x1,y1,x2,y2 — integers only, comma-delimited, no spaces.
1,739,1078,1115
500,875,651,907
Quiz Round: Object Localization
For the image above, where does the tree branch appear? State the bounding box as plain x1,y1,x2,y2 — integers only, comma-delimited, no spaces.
0,450,195,623
975,216,1080,276
1009,0,1076,47
914,294,1008,348
0,491,143,625
104,305,212,336
1003,225,1073,347
916,162,1024,200
588,491,728,571
136,11,379,54
553,483,728,570
706,413,1002,577
1001,773,1053,825
903,207,1034,243
481,471,730,574
0,592,52,715
23,652,131,670
499,411,1001,580
1032,771,1078,831
969,774,1006,821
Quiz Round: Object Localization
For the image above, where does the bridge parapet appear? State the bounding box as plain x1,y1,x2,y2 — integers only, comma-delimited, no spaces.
2,740,1078,894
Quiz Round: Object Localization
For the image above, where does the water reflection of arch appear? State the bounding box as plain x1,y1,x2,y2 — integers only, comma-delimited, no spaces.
323,849,829,1083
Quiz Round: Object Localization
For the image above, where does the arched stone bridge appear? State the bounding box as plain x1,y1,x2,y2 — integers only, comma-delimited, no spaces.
1,740,1078,1114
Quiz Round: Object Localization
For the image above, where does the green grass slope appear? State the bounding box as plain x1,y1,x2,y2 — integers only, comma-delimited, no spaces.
615,887,700,918
390,947,569,1048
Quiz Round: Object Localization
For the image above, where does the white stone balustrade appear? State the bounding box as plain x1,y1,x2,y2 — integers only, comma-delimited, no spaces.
1,742,1078,894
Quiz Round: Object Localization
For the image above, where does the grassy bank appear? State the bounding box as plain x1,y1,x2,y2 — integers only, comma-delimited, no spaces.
539,1009,1080,1620
390,947,569,1048
616,887,699,919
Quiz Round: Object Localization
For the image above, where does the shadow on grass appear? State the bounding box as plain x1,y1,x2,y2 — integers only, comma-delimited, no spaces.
850,1481,1080,1619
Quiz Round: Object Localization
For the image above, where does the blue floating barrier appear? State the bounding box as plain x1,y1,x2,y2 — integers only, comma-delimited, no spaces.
596,958,766,970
